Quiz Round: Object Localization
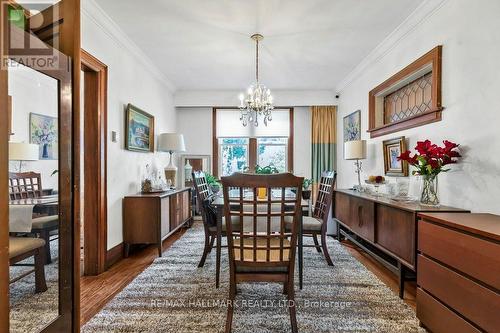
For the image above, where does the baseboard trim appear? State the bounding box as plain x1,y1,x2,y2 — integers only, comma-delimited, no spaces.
105,242,124,269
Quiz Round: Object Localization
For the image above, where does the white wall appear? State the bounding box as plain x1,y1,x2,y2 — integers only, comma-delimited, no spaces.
8,66,59,190
336,0,500,214
82,2,176,249
176,106,312,179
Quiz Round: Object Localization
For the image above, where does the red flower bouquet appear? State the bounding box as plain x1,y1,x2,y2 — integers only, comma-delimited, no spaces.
398,140,461,176
397,140,461,206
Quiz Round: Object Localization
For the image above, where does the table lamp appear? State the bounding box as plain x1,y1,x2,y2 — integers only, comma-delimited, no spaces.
9,142,39,172
158,133,186,188
344,140,366,191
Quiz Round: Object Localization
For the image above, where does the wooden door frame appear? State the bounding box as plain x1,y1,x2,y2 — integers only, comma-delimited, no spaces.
212,107,294,178
80,49,108,276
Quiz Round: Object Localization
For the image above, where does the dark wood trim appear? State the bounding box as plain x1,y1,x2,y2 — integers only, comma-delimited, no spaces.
212,107,295,177
81,49,108,276
288,108,294,172
0,3,10,330
105,243,123,269
368,46,442,138
212,108,218,178
248,138,257,173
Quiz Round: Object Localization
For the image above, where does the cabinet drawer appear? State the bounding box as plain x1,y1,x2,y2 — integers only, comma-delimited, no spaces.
418,220,500,290
376,205,415,266
418,255,500,332
335,192,351,226
416,288,480,333
350,196,375,241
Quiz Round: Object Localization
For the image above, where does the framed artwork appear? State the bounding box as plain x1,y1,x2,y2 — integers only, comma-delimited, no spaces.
343,110,361,142
30,112,58,160
125,103,155,152
383,136,408,177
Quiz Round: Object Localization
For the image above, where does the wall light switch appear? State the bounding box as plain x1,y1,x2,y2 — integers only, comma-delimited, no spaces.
111,131,118,143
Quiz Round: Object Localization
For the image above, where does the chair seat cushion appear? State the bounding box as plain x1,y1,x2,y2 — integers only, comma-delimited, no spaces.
285,216,322,232
208,216,241,232
233,237,290,262
31,215,58,230
9,237,46,259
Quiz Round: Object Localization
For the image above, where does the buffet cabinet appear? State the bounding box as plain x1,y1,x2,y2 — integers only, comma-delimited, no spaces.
123,188,192,257
416,213,500,333
334,189,468,298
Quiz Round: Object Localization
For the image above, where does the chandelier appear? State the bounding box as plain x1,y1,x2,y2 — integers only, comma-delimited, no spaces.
239,34,274,127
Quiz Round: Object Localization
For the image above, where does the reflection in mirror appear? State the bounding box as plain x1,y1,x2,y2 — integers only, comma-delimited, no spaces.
8,61,59,332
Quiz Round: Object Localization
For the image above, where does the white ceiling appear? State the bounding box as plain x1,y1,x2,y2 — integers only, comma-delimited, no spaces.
94,0,424,91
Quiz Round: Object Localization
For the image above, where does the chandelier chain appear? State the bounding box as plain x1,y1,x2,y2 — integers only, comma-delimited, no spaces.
256,37,259,82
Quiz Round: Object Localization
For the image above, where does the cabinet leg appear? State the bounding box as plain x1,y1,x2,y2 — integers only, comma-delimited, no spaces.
124,243,130,258
158,243,163,257
398,262,405,299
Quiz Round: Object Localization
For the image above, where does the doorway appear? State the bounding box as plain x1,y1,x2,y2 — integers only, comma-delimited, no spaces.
80,50,108,276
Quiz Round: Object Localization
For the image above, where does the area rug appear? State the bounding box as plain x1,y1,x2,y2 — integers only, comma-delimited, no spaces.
9,240,59,333
82,223,424,333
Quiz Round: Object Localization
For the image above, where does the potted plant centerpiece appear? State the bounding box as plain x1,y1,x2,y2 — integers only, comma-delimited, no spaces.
398,140,461,206
254,164,280,198
302,178,313,200
205,173,222,195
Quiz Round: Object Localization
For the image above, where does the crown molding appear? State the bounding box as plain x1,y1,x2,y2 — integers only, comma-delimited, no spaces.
335,0,449,93
82,0,176,92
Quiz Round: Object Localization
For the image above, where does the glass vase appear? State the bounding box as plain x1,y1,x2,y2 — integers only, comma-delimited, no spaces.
420,174,439,206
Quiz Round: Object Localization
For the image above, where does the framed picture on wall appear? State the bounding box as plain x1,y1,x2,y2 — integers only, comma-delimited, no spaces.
125,103,155,152
383,136,409,177
343,110,361,142
30,112,58,160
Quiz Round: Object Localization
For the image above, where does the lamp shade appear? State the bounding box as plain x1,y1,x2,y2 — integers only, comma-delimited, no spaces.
344,140,366,160
9,142,39,161
157,133,186,153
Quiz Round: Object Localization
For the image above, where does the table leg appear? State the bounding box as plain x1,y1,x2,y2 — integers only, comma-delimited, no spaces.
299,211,303,290
216,205,223,288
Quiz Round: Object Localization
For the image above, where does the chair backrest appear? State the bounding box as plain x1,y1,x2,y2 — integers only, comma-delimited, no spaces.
221,173,303,268
9,172,43,200
313,171,337,224
192,171,213,225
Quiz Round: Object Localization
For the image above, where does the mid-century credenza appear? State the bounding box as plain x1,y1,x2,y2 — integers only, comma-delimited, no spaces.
334,189,468,298
123,188,192,257
416,213,500,333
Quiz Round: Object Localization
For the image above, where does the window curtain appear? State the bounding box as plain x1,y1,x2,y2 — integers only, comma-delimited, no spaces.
311,106,337,196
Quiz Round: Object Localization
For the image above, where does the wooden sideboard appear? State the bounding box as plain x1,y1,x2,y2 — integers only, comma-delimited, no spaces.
123,188,192,257
334,189,468,298
416,213,500,333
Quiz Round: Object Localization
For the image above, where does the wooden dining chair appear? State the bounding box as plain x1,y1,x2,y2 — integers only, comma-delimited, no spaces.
287,171,337,266
9,172,58,264
221,173,303,333
9,172,43,200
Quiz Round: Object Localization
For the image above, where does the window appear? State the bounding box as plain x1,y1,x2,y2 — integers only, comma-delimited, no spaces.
213,108,294,177
257,137,287,173
219,138,249,176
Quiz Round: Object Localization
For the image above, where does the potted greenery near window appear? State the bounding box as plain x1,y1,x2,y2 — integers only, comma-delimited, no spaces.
302,178,313,200
254,164,280,198
205,173,221,195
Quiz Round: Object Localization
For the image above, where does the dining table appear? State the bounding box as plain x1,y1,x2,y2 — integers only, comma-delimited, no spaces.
9,195,59,230
211,189,309,289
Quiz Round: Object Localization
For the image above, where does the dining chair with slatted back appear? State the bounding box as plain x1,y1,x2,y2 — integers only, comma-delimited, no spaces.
192,171,216,268
221,172,303,333
9,172,43,200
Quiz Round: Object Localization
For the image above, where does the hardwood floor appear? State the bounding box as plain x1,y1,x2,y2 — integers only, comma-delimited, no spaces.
79,227,187,324
80,228,415,325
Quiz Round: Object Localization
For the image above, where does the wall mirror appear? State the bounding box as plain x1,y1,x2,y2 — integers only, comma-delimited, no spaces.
180,154,211,188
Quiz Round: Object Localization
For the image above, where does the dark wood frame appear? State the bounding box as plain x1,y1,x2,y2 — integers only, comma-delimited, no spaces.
383,136,409,177
125,103,155,152
81,49,108,276
1,1,80,330
212,107,294,178
368,46,442,138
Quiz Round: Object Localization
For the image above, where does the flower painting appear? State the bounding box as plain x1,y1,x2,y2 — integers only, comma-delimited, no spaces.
30,113,58,160
343,110,361,142
383,136,408,177
125,104,155,152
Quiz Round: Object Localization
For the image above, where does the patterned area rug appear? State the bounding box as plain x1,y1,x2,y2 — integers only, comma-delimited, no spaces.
83,223,424,333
